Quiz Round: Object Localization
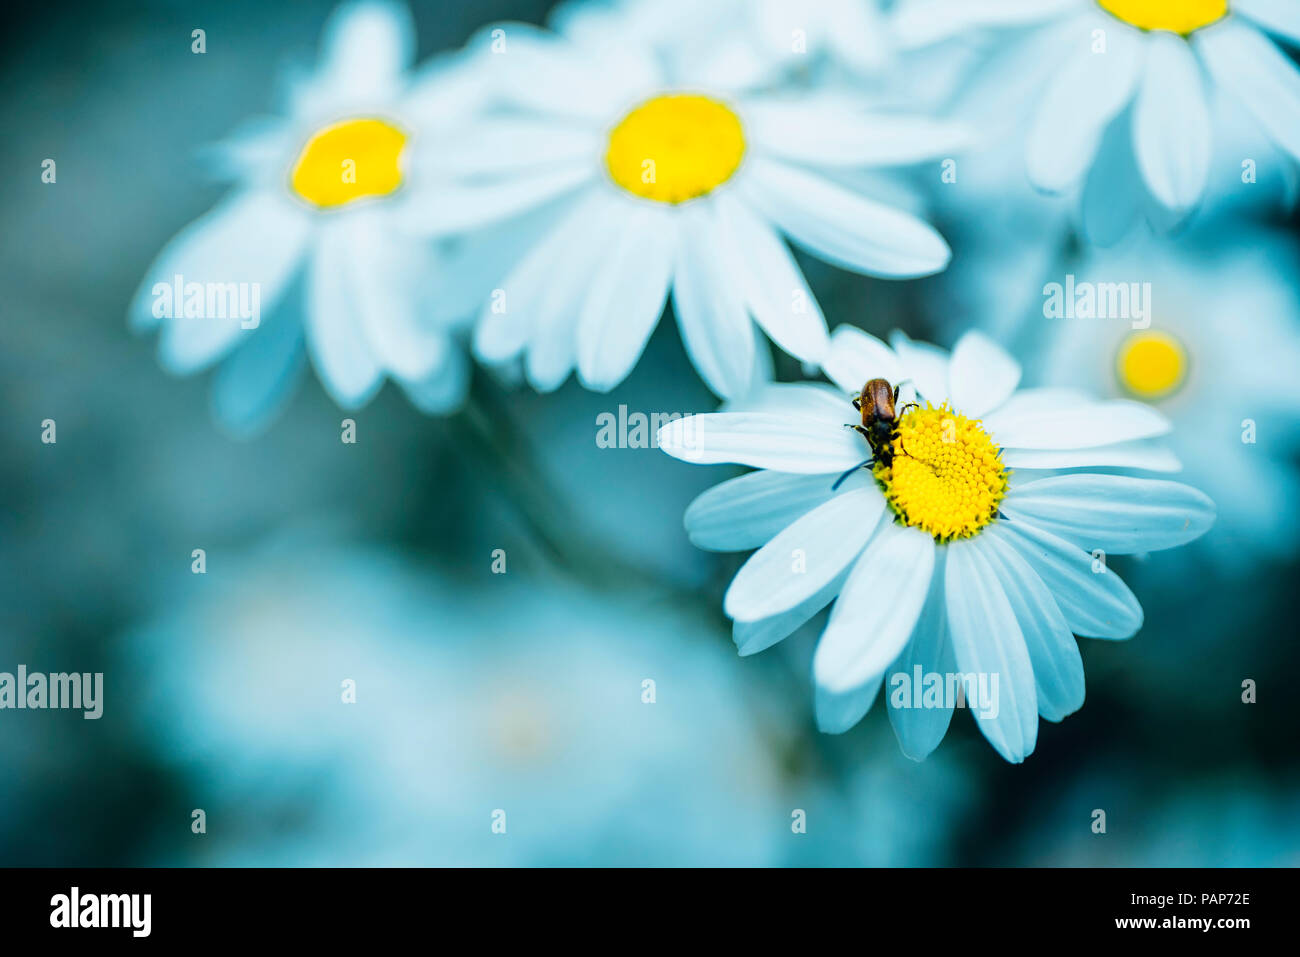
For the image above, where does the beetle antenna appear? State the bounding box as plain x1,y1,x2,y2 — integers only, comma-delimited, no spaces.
831,458,873,491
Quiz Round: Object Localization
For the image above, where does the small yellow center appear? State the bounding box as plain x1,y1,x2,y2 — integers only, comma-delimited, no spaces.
604,94,746,204
1116,329,1187,399
874,404,1009,542
1096,0,1228,34
290,117,407,209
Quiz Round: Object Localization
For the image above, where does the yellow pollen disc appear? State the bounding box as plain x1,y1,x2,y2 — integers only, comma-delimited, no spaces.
1116,329,1188,399
604,94,746,204
874,404,1009,543
1096,0,1228,34
290,117,407,209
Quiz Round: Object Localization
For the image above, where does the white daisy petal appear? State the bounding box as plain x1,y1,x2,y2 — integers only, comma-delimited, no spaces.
1002,439,1182,473
742,158,951,278
978,532,1085,723
715,192,829,364
722,382,854,428
744,99,970,168
1195,18,1300,161
576,202,675,393
1001,475,1216,554
670,202,755,399
211,319,307,438
1025,21,1141,192
400,342,470,414
684,470,840,552
318,0,415,102
305,224,383,408
815,676,884,735
405,165,594,237
418,119,602,178
987,399,1171,450
657,412,866,473
948,331,1022,418
886,560,958,761
136,191,310,371
813,521,936,694
1237,0,1300,46
822,326,906,396
724,486,886,623
1133,31,1211,213
889,331,950,405
944,539,1038,764
734,565,849,657
988,520,1143,640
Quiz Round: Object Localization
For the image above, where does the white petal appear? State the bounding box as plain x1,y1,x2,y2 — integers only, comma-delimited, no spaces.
715,192,829,364
742,158,951,278
1002,475,1216,554
400,341,469,414
1237,0,1300,46
815,677,884,735
944,539,1038,764
978,532,1085,723
1195,19,1300,161
684,470,840,552
891,0,1087,47
418,119,601,178
657,412,865,473
1002,439,1181,472
988,399,1171,450
744,97,970,167
948,331,1021,418
670,201,755,399
889,331,950,405
305,225,383,408
734,565,849,657
211,318,307,438
886,563,958,761
822,326,906,396
575,202,675,392
1133,32,1211,213
1025,21,1141,191
724,485,885,622
987,520,1143,640
722,382,854,429
813,521,936,694
405,165,594,238
346,211,445,381
317,0,415,102
134,191,310,372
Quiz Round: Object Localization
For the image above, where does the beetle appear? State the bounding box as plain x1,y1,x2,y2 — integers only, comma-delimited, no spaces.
832,378,917,490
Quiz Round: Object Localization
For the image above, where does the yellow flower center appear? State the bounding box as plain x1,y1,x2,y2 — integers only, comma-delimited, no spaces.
1116,329,1188,399
604,94,746,204
873,404,1009,542
290,117,407,209
1096,0,1228,34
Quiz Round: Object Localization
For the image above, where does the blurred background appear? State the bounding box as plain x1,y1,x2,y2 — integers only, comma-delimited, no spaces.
2,0,1298,866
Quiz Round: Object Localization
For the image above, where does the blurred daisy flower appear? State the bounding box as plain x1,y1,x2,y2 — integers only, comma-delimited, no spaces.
896,0,1300,231
130,1,482,435
658,328,1215,763
1033,224,1300,571
419,7,963,400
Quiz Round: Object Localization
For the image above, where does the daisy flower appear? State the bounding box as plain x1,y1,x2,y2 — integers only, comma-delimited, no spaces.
658,327,1215,763
894,0,1300,229
418,11,963,400
1033,224,1300,570
129,1,482,434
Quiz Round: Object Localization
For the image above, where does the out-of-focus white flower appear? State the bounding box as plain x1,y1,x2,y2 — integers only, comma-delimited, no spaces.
894,0,1300,235
407,9,964,400
130,1,484,434
659,328,1215,763
1032,224,1300,571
